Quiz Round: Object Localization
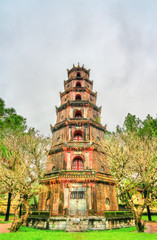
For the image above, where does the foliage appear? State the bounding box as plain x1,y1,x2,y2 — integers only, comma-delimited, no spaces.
100,131,157,232
116,113,157,138
0,130,50,232
0,98,27,221
0,98,26,137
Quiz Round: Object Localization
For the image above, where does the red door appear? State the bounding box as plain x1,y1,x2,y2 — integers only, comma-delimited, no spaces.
72,159,84,170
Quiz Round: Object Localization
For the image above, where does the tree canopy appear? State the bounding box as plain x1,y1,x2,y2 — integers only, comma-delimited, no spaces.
101,113,157,232
116,113,157,138
0,98,26,136
0,130,50,232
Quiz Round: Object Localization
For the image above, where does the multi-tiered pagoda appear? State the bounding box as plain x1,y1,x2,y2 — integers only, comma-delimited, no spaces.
38,64,118,217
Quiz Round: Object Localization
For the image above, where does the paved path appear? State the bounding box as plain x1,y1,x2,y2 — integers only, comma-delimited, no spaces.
145,222,157,233
0,223,12,233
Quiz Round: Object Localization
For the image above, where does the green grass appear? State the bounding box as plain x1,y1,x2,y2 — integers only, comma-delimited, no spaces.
142,215,157,221
0,215,15,223
0,226,156,240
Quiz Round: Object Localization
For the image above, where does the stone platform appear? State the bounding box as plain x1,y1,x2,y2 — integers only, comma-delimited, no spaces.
27,212,135,232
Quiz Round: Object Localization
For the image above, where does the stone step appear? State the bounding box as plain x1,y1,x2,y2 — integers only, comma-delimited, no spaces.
66,218,88,232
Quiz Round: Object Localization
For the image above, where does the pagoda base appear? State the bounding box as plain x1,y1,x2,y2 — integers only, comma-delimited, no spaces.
27,213,135,232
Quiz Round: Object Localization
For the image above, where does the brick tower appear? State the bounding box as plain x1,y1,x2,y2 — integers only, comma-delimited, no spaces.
38,64,118,217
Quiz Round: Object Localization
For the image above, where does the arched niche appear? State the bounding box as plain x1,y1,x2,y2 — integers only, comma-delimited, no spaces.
73,130,83,141
72,156,84,170
74,110,82,119
75,94,81,101
76,81,81,87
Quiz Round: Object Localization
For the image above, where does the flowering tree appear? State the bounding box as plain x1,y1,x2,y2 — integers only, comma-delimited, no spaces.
0,130,50,232
100,132,157,232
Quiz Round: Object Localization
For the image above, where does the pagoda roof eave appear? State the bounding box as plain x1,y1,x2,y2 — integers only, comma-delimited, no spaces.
60,87,97,98
50,118,106,133
48,141,105,155
67,65,90,75
64,77,93,85
56,100,101,112
42,170,117,185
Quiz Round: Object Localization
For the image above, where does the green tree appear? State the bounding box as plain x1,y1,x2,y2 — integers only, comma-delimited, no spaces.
117,113,157,138
100,132,157,232
116,113,157,222
0,130,50,232
0,98,26,221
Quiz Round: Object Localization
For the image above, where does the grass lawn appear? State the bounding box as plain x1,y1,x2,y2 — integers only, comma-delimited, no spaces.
0,226,156,240
142,215,157,221
0,215,14,224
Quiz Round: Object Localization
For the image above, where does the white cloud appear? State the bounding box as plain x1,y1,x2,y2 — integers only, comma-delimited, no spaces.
0,0,156,135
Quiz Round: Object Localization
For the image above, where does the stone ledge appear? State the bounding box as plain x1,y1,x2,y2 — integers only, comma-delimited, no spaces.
27,216,135,232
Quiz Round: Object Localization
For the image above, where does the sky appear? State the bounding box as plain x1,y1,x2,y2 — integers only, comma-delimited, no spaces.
0,0,157,136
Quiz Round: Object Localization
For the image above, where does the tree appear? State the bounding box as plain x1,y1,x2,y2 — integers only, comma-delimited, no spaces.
116,113,157,221
0,98,26,221
0,130,50,232
0,98,26,136
117,113,157,138
100,132,157,232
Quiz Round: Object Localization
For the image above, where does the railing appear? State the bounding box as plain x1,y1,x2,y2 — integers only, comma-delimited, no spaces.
44,170,112,180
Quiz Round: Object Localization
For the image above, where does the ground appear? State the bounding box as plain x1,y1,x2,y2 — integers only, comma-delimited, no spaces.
0,215,157,239
0,219,157,240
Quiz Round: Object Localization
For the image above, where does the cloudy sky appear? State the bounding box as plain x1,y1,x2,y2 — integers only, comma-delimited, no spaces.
0,0,157,136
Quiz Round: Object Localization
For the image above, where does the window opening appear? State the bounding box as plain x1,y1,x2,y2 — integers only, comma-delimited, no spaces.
106,198,110,205
76,82,81,87
71,191,77,199
101,166,104,172
78,191,85,199
72,158,84,170
75,94,81,101
74,110,82,119
70,191,85,199
77,72,81,77
73,130,83,141
52,166,56,171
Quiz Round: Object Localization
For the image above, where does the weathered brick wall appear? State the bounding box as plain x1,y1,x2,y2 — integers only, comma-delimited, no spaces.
52,126,67,143
68,70,89,79
46,151,64,173
64,149,93,170
96,183,118,214
92,151,110,173
90,126,105,141
56,106,100,123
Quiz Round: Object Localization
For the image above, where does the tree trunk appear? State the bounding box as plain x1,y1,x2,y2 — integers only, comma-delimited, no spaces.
5,192,11,221
135,215,145,232
10,201,31,232
146,205,152,221
143,189,152,222
19,204,22,218
135,219,145,232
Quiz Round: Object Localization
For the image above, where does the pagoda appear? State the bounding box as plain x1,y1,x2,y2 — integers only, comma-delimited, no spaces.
38,64,118,217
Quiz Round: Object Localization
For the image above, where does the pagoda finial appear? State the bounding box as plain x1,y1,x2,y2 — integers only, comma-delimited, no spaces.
77,62,80,68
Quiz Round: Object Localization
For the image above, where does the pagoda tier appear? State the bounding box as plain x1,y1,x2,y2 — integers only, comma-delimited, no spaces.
38,64,118,217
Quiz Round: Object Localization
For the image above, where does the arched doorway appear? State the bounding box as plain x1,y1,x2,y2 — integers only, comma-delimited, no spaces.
69,157,86,216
